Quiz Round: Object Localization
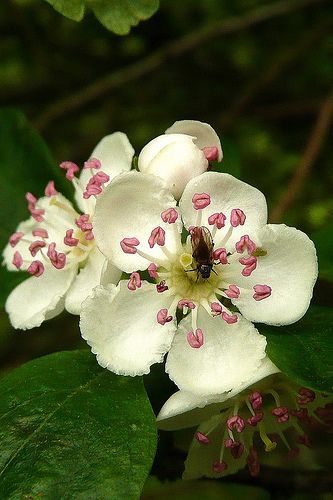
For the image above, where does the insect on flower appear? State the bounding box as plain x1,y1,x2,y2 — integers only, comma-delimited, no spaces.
189,226,216,280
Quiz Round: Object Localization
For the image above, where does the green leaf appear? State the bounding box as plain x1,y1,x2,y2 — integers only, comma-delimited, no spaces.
311,224,333,283
262,306,333,394
0,350,157,499
44,0,160,35
0,108,70,308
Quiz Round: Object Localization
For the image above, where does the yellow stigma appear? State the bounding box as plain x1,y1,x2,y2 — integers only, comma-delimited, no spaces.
179,252,193,269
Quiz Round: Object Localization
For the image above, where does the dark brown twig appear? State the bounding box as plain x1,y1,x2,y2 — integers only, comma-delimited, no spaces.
33,0,327,131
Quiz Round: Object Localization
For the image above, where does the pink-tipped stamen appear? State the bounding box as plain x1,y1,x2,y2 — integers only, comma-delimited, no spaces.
32,229,49,239
157,308,173,325
177,299,196,310
235,235,256,254
148,263,158,279
29,206,45,222
213,247,228,264
12,251,23,269
222,311,238,324
202,146,219,162
127,272,142,291
192,192,211,210
84,230,94,241
247,412,264,426
64,229,79,247
59,161,80,181
249,391,263,410
211,302,222,316
44,180,58,197
156,281,168,293
227,415,245,433
224,284,240,299
47,242,66,270
195,432,210,444
120,237,140,254
297,388,315,405
83,171,110,199
148,226,165,248
27,260,44,277
25,192,37,205
271,406,289,423
83,157,101,170
208,212,226,229
253,284,271,301
230,208,246,227
9,232,24,247
76,214,93,232
187,329,204,348
29,240,46,257
239,255,257,276
161,208,178,224
224,439,244,459
247,447,260,476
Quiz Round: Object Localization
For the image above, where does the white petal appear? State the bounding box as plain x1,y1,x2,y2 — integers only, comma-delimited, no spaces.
180,172,267,249
225,224,318,325
93,171,181,273
158,357,279,430
80,281,177,376
65,247,121,315
5,267,76,330
166,306,267,396
75,132,134,213
166,120,223,161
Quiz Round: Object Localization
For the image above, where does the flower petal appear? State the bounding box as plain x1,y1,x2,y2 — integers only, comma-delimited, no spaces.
165,120,223,161
166,307,267,396
5,267,76,330
75,132,134,213
180,172,267,249
224,224,318,325
158,357,279,430
93,171,181,273
80,281,177,376
65,247,121,315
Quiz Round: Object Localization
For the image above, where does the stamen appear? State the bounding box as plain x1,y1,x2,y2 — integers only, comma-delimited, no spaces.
239,256,257,276
148,226,165,248
9,232,24,247
32,229,49,239
230,209,246,227
12,251,23,269
76,214,93,232
247,447,260,476
161,208,178,224
147,263,158,279
253,284,272,301
195,432,210,444
64,229,79,247
192,193,211,210
258,423,277,451
225,439,244,459
187,329,204,348
44,181,58,197
83,157,101,170
247,412,264,426
249,391,263,410
127,272,142,291
221,311,238,324
156,281,168,293
29,240,46,257
213,247,228,264
157,308,173,325
208,212,226,229
211,302,222,316
85,230,94,241
25,192,37,205
83,171,110,199
27,260,44,277
297,388,315,405
177,299,196,310
224,284,240,299
29,206,45,222
202,146,219,162
47,242,66,270
227,415,245,433
235,235,256,254
212,460,228,473
59,161,80,181
120,237,140,254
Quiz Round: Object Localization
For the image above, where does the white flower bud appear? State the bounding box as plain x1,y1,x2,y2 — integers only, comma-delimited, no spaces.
138,120,222,199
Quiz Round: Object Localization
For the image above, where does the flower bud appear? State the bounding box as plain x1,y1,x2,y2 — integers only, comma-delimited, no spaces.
138,120,222,199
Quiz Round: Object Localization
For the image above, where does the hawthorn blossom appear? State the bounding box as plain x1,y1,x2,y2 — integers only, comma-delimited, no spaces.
157,364,332,479
80,170,317,394
138,120,222,199
2,133,134,329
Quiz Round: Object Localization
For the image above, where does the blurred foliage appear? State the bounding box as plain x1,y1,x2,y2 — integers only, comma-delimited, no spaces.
0,0,333,497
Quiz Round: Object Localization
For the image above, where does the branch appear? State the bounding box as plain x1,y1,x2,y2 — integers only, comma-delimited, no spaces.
270,88,333,223
33,0,327,131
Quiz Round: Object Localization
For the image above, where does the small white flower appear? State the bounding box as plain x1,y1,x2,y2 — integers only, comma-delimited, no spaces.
3,133,134,329
80,170,317,395
138,120,222,199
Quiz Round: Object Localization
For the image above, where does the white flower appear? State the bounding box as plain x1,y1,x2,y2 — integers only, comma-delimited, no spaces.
138,120,222,199
157,361,331,479
2,133,134,329
80,170,317,395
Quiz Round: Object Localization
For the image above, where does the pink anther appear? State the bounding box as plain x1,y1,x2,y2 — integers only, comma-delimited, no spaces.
47,242,66,270
44,180,58,197
230,208,246,227
247,447,260,477
187,329,204,348
156,281,168,293
236,235,256,254
272,406,289,423
29,206,45,222
222,312,238,324
25,192,37,205
213,247,228,264
64,229,79,247
127,272,142,291
29,240,46,257
224,284,240,299
249,391,263,410
76,214,93,232
148,226,165,248
148,263,158,279
253,284,271,301
224,439,244,459
247,412,264,426
85,231,94,241
239,255,257,276
178,299,196,310
208,212,226,229
291,408,309,421
9,232,24,247
192,192,211,210
211,302,222,316
27,260,44,277
195,432,210,444
212,460,228,473
59,161,80,181
157,308,173,325
227,415,245,433
32,229,49,239
120,237,140,254
297,387,315,405
83,171,110,199
202,146,219,162
161,208,178,224
83,157,101,170
12,251,23,269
